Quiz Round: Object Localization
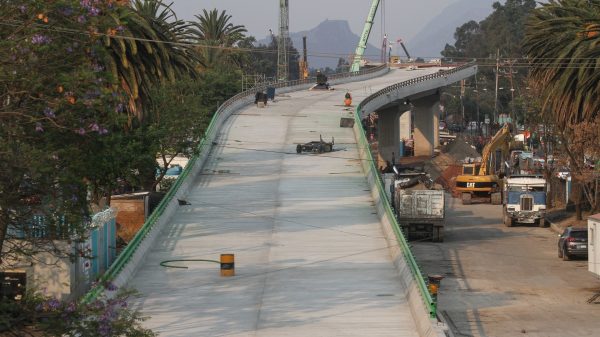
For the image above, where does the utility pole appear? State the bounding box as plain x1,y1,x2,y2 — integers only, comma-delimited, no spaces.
507,59,516,125
475,74,481,135
460,79,466,124
277,0,289,82
381,34,387,64
494,48,500,123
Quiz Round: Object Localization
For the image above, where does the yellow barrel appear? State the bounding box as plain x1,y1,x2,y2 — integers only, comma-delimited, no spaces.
220,254,235,277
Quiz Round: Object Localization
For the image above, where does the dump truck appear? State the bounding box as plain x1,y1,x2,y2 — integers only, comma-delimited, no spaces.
392,174,445,242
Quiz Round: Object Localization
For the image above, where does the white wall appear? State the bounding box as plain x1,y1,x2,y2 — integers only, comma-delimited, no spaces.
589,218,600,276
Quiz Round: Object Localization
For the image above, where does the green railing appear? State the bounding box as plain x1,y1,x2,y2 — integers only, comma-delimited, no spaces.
82,65,389,303
352,104,436,317
352,62,477,318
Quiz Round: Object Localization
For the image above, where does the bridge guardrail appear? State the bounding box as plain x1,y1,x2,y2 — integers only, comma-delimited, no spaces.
354,62,476,319
82,65,389,303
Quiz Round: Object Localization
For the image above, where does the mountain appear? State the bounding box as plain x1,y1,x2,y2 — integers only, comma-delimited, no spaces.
406,0,495,59
258,19,380,70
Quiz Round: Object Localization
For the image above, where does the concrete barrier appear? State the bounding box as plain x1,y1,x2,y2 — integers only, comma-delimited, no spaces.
353,120,446,337
349,65,481,337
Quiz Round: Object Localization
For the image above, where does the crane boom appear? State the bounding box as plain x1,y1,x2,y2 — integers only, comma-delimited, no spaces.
350,0,381,72
399,42,411,60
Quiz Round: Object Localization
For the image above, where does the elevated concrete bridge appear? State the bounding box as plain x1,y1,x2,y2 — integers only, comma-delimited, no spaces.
360,66,478,162
88,64,476,337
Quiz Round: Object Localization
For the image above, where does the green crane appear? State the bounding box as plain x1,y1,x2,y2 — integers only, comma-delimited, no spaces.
350,0,381,72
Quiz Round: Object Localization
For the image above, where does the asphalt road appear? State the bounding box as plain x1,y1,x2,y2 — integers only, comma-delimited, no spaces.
412,194,600,337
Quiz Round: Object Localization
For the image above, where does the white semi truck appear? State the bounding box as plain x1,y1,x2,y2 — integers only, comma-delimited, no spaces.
503,175,547,227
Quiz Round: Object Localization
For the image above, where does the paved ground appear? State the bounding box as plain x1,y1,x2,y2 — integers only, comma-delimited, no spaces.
412,194,600,337
128,68,443,337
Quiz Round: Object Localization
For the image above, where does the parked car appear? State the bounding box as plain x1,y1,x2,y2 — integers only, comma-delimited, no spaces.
439,121,447,131
557,227,588,261
448,124,463,132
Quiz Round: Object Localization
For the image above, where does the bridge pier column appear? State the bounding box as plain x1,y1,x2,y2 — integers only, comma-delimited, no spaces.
399,109,411,155
412,95,439,157
377,106,400,167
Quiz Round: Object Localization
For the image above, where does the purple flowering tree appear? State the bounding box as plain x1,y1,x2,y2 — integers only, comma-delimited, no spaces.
2,283,156,336
0,0,131,265
0,2,158,335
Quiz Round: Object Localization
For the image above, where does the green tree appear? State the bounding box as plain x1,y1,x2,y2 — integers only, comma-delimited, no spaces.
189,9,247,69
441,0,537,125
103,0,200,123
0,0,131,262
239,37,301,81
524,0,600,215
442,0,536,59
146,77,211,190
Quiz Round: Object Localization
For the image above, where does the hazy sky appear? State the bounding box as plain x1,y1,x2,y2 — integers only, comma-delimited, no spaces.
170,0,464,47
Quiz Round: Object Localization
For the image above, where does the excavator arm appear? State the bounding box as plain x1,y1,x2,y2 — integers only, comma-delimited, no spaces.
350,0,381,72
478,124,512,176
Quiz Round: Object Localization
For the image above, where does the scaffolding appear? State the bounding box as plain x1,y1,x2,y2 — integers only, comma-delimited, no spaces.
277,0,289,81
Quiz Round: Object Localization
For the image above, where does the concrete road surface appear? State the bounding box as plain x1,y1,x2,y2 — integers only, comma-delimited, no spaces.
412,194,600,337
128,68,445,337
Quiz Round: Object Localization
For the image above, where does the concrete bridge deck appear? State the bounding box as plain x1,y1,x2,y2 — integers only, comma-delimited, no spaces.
129,68,443,336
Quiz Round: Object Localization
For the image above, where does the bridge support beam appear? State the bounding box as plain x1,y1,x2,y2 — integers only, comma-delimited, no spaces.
377,105,413,166
377,106,400,167
412,95,439,157
399,109,411,152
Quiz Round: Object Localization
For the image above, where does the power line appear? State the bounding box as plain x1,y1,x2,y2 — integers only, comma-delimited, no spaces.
0,20,380,60
3,20,600,67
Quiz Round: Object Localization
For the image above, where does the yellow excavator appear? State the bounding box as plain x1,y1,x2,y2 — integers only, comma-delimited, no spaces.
455,124,513,205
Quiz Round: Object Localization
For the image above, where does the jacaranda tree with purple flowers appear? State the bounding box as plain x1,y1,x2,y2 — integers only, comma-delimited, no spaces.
0,0,130,263
2,282,156,336
0,1,156,335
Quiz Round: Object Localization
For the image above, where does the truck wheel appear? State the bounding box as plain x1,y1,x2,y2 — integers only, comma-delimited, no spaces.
558,246,563,258
296,144,302,154
562,246,570,261
491,192,502,205
503,212,513,227
461,193,472,205
435,231,444,243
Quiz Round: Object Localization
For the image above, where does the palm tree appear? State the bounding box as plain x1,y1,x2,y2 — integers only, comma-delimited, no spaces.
103,0,201,123
523,0,600,216
523,0,600,126
189,9,247,69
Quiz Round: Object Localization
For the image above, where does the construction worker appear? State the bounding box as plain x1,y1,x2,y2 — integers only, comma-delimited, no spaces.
344,92,352,106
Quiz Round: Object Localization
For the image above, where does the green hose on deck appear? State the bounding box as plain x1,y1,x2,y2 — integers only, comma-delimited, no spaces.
159,259,220,269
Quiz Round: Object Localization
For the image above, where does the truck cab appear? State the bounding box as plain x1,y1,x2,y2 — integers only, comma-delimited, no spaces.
503,175,547,227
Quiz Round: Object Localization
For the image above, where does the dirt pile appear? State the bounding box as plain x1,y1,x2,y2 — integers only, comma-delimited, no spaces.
445,135,481,162
424,137,482,193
